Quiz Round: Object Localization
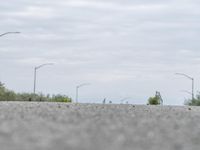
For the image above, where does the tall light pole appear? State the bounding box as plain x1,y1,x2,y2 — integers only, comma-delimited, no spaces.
0,32,20,37
33,63,54,94
175,73,194,100
0,32,20,87
75,83,90,103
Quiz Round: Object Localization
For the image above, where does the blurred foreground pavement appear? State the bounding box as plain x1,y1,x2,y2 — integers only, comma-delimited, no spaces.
0,102,199,150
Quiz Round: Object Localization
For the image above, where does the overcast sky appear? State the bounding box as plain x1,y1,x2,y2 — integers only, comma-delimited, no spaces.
1,0,200,105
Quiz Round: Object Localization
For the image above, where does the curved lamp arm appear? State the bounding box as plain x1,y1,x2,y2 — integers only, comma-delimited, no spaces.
0,32,20,37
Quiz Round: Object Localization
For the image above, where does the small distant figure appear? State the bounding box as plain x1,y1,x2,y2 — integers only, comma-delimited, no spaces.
103,98,106,104
28,98,32,101
109,101,112,104
126,101,129,104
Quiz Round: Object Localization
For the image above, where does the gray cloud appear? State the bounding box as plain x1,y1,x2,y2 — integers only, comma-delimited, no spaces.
1,0,200,105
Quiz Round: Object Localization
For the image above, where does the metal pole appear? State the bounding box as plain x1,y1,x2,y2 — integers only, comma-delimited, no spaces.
33,67,36,94
75,83,90,103
192,78,194,100
33,63,54,94
76,86,79,103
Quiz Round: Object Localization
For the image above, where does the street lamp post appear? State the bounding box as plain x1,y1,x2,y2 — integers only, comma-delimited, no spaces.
0,32,20,37
33,63,54,94
75,83,90,103
175,73,194,100
0,31,20,89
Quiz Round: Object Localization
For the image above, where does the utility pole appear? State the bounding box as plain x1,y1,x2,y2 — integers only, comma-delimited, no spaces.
0,32,20,87
33,63,54,94
75,83,90,103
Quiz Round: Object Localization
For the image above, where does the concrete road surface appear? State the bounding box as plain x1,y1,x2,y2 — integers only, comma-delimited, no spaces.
0,102,199,150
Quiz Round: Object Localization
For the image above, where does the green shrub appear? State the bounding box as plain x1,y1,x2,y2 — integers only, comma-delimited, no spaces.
0,82,72,103
185,92,200,106
148,96,160,105
50,94,72,103
15,93,48,102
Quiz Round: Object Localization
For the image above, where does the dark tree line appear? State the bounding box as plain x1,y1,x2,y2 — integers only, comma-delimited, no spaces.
0,82,72,102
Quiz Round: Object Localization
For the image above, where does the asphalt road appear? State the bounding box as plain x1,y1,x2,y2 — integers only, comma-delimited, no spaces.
0,102,199,150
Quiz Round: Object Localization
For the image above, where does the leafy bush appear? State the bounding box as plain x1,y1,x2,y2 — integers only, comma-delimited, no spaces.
15,93,48,102
147,96,160,105
185,92,200,106
50,94,72,103
0,82,72,103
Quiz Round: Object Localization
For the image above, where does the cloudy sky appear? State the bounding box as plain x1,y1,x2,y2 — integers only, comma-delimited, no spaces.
1,0,200,105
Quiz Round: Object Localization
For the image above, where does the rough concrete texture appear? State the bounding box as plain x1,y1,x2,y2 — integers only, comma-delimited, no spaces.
0,102,199,150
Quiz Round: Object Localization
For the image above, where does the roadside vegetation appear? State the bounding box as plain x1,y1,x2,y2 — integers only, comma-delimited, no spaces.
0,82,72,102
2,81,200,105
147,96,160,105
185,92,200,106
147,91,163,105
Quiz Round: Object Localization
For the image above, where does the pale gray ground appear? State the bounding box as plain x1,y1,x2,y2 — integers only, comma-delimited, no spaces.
0,102,199,150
